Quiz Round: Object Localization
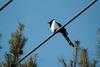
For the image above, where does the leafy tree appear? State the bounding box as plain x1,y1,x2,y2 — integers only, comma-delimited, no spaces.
0,23,38,67
73,40,80,67
27,54,37,67
95,28,100,67
79,48,89,67
0,23,27,67
9,23,27,63
90,59,97,67
0,64,1,67
4,53,15,67
58,40,80,67
79,49,97,67
59,40,97,67
96,29,100,59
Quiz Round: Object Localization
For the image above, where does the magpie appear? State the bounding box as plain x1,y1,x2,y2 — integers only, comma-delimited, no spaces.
48,19,74,47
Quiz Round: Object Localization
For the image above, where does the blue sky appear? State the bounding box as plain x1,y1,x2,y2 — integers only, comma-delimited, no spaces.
0,0,100,67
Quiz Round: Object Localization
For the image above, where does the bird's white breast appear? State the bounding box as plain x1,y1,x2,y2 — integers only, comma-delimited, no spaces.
51,21,60,32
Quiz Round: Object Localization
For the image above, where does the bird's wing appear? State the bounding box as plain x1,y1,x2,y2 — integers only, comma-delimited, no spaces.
56,22,62,27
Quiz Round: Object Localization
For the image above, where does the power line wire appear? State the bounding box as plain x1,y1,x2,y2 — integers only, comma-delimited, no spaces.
0,0,13,11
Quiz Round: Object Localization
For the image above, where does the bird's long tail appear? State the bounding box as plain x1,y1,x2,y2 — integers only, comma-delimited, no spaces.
61,30,74,47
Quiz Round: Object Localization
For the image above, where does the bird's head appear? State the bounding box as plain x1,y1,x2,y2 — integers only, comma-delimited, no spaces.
48,19,56,25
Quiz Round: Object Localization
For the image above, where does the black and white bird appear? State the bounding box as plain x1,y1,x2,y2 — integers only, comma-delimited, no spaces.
48,19,74,47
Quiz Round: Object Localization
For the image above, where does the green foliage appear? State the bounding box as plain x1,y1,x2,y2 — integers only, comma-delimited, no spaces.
0,23,38,67
97,29,100,59
73,40,80,67
0,63,2,67
18,54,37,67
79,48,89,67
90,59,97,67
70,60,74,67
27,56,37,67
95,28,100,66
58,39,97,67
4,53,15,67
25,54,37,67
9,23,27,62
58,57,67,67
0,23,27,67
